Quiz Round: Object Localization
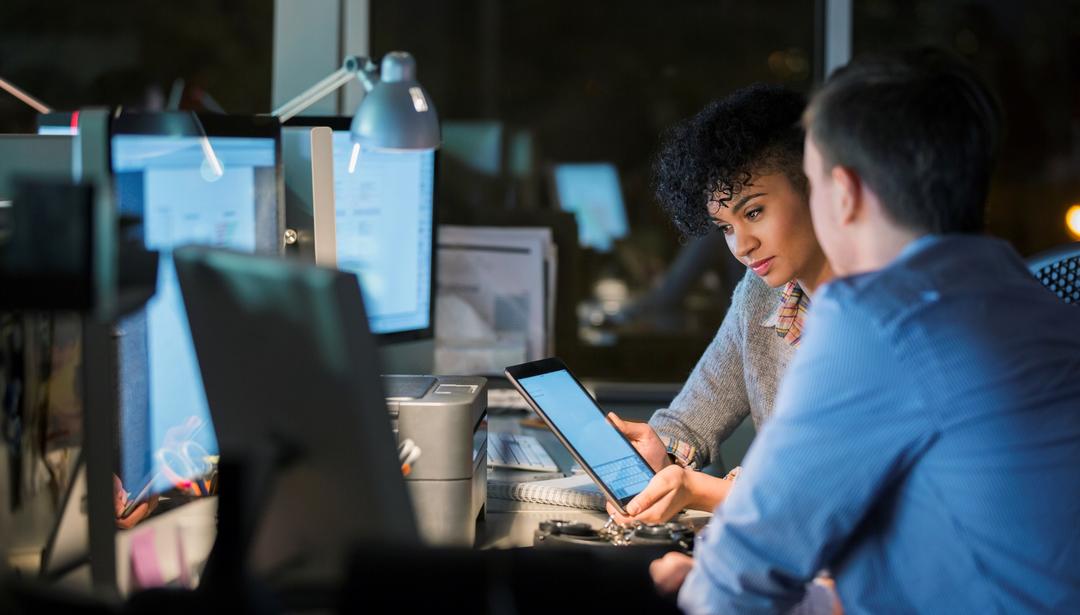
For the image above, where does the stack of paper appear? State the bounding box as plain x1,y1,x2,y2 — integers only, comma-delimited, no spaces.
435,226,556,376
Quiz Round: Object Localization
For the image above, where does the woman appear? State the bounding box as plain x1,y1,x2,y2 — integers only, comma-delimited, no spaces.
607,83,833,525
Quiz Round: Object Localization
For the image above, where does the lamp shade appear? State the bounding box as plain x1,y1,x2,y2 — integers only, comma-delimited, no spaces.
350,52,440,151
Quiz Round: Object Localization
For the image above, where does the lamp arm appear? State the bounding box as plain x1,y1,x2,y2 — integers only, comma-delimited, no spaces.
272,56,378,122
0,76,53,114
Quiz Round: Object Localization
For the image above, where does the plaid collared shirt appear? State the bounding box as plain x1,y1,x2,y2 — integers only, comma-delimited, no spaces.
774,280,810,347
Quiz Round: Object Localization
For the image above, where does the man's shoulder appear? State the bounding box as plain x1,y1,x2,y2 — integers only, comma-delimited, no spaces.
817,235,1029,327
814,267,928,330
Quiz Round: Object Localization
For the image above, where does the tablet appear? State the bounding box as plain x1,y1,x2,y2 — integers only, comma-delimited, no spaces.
505,357,655,515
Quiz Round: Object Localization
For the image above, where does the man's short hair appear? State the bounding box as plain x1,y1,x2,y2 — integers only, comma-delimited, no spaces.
804,48,1003,234
653,84,807,238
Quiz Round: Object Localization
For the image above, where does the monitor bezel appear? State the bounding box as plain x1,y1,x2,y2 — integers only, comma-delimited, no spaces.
109,112,286,257
36,111,79,135
284,116,438,344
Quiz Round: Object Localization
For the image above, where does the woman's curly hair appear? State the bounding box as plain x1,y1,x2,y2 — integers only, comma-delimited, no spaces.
653,83,808,238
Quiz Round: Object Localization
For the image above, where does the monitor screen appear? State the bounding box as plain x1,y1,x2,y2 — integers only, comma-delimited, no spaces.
552,162,629,252
514,368,653,501
111,113,280,497
441,121,502,176
330,130,435,338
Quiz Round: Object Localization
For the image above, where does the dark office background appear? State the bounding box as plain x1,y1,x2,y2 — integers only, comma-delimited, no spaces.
2,0,1079,381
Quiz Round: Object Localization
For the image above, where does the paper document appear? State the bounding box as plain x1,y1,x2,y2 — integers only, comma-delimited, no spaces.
488,473,605,511
436,226,556,375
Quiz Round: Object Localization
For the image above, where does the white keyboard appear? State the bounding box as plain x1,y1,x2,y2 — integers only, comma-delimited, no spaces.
487,432,559,473
487,387,533,411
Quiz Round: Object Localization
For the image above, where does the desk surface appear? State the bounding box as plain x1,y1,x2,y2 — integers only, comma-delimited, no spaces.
5,404,712,584
480,413,601,548
480,413,711,549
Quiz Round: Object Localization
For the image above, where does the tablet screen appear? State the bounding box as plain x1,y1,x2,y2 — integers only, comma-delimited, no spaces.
516,369,653,501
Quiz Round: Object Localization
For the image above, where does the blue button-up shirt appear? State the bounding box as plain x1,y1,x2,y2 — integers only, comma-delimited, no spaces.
680,235,1080,614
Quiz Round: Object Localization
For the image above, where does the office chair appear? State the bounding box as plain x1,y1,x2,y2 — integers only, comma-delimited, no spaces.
1027,241,1080,305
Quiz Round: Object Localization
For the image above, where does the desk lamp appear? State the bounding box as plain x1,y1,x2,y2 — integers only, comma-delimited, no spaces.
272,51,440,152
0,76,53,113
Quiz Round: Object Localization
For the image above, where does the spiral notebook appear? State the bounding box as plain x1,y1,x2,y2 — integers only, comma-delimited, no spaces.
488,473,606,511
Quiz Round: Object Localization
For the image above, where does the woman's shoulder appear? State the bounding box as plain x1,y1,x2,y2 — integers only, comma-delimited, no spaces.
730,268,784,320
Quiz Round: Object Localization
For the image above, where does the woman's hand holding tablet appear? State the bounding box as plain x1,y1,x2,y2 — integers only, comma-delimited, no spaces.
505,357,656,515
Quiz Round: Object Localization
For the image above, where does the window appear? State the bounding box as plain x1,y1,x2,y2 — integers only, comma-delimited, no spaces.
0,0,273,132
854,0,1080,254
374,0,817,380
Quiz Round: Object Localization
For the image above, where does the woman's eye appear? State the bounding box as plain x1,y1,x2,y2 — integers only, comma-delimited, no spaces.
746,207,763,220
718,224,733,235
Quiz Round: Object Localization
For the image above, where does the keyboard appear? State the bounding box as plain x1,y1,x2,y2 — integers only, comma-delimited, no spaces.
487,387,533,412
487,432,559,473
593,455,651,497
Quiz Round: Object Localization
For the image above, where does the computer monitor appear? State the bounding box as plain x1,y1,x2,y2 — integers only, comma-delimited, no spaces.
0,135,73,195
0,136,89,310
550,162,629,252
0,136,75,273
110,113,283,501
441,120,502,176
283,117,436,344
37,111,79,136
173,245,417,578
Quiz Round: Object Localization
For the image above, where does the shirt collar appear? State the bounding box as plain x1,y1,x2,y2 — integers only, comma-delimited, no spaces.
761,280,802,328
897,233,941,263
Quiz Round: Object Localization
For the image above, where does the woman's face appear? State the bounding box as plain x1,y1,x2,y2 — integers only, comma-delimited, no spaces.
707,171,824,288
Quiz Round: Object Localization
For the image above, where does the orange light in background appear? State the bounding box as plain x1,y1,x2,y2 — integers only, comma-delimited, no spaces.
1068,205,1080,239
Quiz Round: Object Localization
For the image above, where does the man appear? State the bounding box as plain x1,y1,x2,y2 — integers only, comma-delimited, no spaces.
659,49,1080,614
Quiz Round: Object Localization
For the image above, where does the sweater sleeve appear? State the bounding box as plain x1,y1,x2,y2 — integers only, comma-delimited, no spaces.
648,271,755,469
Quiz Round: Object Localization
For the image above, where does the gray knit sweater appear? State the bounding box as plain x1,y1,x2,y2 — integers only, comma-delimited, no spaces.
649,269,795,469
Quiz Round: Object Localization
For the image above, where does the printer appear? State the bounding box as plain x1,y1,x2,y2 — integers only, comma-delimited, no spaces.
382,375,487,546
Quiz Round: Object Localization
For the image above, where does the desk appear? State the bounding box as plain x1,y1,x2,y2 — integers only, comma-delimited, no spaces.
478,412,712,549
5,486,58,575
4,395,709,593
478,413,605,548
114,496,217,594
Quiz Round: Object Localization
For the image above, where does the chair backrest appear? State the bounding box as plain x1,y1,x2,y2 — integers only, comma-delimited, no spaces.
1027,241,1080,305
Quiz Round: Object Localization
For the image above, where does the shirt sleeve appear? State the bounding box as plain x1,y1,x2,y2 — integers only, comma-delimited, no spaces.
678,285,934,615
661,433,699,468
649,272,755,468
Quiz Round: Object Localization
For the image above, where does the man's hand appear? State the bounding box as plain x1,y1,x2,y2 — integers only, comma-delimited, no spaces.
650,552,694,595
606,464,732,525
607,412,671,472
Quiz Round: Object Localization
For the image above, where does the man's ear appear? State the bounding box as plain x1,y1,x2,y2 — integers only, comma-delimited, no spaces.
831,165,861,226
